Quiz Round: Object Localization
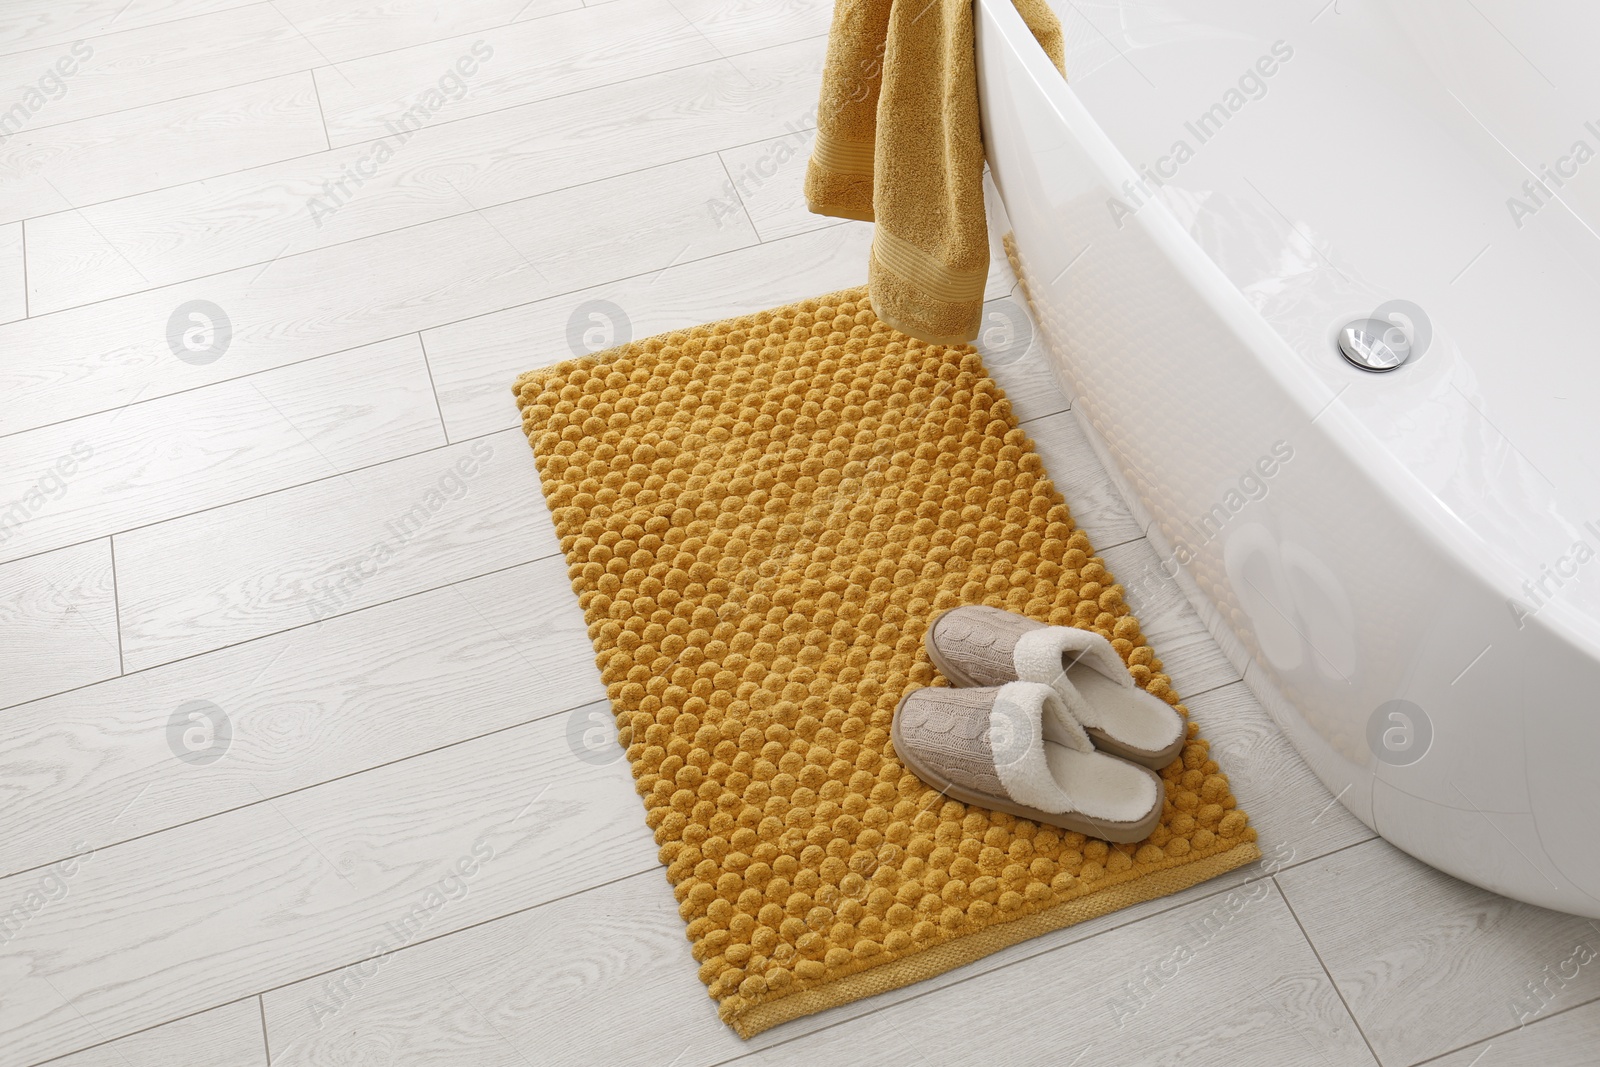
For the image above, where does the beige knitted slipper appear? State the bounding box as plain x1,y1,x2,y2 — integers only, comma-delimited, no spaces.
923,604,1186,770
890,681,1165,843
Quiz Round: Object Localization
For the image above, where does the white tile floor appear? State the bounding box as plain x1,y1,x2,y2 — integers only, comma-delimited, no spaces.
0,2,1596,1064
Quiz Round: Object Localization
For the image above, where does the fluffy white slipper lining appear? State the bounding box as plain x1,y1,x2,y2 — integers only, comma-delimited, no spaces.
988,682,1158,824
1012,627,1183,753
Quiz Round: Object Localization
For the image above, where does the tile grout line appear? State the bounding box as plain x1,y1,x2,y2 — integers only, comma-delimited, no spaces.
319,836,1368,1067
0,73,334,229
0,425,523,568
0,0,271,64
0,64,305,149
24,99,817,230
258,994,271,1065
1095,532,1154,554
0,543,560,717
415,331,453,445
25,156,724,314
247,865,660,1003
1175,673,1249,704
19,867,662,1067
386,205,846,337
731,813,1368,1048
107,532,124,675
714,151,763,245
1016,406,1073,427
1272,872,1385,1066
1273,835,1378,876
20,992,255,1067
306,68,332,152
7,33,828,228
0,683,608,884
0,0,695,139
19,120,831,315
15,143,825,323
711,859,1301,1067
0,217,860,443
734,127,825,247
1405,993,1600,1066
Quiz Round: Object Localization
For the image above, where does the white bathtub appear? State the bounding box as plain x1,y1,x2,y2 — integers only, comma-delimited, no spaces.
976,0,1600,915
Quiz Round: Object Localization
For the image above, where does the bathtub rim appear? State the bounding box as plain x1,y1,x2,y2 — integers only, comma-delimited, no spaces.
973,0,1600,673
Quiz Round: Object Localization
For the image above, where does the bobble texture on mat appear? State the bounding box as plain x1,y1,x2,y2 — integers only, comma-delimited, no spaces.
512,286,1257,1037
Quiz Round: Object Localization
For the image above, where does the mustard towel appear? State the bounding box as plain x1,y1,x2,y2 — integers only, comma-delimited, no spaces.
805,0,1065,345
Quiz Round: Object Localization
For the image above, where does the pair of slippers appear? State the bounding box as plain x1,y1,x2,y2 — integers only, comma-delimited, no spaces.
891,605,1186,843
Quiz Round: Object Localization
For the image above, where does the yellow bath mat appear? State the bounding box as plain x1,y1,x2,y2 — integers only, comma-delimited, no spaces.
512,286,1258,1037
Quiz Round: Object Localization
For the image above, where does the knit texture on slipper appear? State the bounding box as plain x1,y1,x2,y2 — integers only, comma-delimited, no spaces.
511,285,1258,1038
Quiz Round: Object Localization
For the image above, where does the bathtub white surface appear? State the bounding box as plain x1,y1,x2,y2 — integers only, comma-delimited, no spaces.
1065,0,1600,635
979,0,1600,915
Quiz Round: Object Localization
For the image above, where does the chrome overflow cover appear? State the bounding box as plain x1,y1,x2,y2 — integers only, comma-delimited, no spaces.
1338,318,1413,372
